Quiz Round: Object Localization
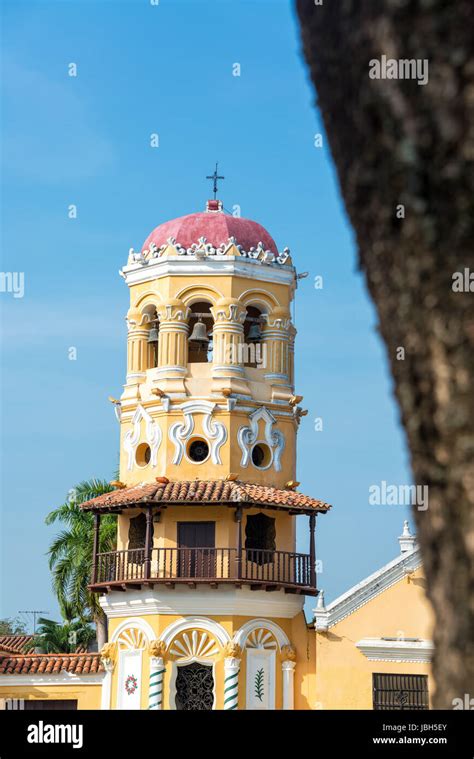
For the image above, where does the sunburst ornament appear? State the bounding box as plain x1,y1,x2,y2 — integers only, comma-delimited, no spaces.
116,627,147,651
169,630,220,660
246,628,278,650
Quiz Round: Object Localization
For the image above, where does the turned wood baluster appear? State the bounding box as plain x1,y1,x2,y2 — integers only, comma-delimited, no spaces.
92,513,100,584
309,514,316,588
235,507,243,580
144,508,153,580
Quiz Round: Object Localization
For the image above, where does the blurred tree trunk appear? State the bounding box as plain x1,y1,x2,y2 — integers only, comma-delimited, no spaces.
296,0,474,707
95,612,107,652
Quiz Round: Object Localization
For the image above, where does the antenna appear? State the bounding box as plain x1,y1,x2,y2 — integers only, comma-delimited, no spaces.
19,610,49,635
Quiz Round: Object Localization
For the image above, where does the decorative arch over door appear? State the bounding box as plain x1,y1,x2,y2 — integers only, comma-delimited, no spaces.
160,617,229,711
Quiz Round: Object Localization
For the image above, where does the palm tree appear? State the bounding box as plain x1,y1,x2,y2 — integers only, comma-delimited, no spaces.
46,479,117,649
26,602,96,654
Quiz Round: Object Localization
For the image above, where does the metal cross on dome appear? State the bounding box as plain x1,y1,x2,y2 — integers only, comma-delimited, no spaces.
206,162,225,199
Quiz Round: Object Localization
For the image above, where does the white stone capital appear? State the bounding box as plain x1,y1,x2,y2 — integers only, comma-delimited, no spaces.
150,656,165,671
224,656,241,672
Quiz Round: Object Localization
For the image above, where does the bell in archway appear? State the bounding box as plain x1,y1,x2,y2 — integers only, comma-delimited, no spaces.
147,325,159,343
188,318,209,350
247,322,262,343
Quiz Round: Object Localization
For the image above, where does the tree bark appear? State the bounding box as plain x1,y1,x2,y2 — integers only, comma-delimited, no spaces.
94,611,108,652
296,0,474,707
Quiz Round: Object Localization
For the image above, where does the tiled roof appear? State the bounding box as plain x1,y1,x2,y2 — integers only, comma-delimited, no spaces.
80,479,331,514
0,653,103,675
0,635,34,655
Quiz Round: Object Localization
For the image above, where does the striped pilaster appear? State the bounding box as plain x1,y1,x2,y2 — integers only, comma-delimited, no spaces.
148,657,166,710
223,657,241,710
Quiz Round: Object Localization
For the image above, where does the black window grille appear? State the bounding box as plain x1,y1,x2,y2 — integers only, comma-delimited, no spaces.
175,662,214,710
373,673,429,710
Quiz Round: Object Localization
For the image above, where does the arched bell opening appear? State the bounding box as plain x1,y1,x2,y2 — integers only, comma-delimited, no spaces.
188,301,214,364
142,304,159,369
243,306,265,368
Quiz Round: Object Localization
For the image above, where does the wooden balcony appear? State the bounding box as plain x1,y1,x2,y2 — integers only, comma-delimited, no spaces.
89,546,317,595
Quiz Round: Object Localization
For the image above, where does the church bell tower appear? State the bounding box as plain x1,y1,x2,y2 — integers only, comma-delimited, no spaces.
83,190,330,710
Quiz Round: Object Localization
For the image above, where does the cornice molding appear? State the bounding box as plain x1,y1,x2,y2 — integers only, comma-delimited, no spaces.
120,257,295,289
356,638,434,663
99,587,304,619
0,673,104,686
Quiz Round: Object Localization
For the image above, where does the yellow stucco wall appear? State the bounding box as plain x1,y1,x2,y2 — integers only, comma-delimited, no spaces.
119,264,297,488
0,683,102,710
118,505,296,554
118,400,297,488
315,567,435,709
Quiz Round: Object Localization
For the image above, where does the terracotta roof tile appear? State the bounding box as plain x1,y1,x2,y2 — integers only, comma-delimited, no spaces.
0,635,34,655
80,479,331,513
0,653,103,676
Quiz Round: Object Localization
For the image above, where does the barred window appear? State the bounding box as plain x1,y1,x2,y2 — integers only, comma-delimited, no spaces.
373,673,429,710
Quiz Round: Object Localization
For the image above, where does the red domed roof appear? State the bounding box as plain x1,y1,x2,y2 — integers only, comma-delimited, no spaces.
142,201,278,254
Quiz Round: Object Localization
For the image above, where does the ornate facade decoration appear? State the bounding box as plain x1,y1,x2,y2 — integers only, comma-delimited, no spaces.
262,310,292,331
281,644,297,662
116,626,147,651
211,300,247,325
149,640,168,659
237,406,285,471
246,628,278,650
127,236,291,267
223,642,242,659
100,642,117,668
123,404,162,470
156,300,190,323
169,630,221,661
169,400,227,465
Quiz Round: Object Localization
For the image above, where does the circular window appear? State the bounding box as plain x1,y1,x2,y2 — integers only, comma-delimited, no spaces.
136,443,151,467
251,443,272,469
187,438,210,463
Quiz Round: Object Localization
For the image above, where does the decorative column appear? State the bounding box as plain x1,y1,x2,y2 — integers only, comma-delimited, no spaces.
210,298,250,395
281,645,296,710
154,299,190,393
125,307,149,391
148,641,167,710
261,307,292,386
288,323,297,389
223,642,242,710
100,643,117,710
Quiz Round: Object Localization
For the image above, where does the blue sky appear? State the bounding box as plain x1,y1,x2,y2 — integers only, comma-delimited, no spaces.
0,0,412,626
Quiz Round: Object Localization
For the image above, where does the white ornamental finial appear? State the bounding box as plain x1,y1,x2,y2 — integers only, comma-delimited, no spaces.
399,520,416,554
313,590,329,631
